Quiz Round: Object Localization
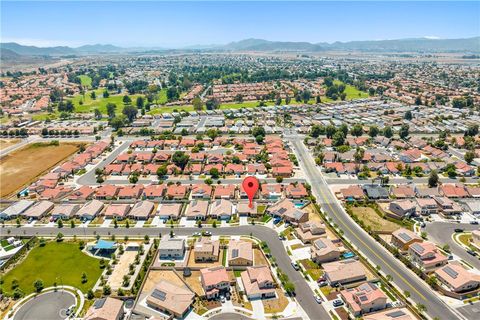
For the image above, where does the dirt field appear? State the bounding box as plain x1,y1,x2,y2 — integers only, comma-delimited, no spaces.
254,248,268,266
183,270,204,296
109,251,137,289
142,270,185,293
0,139,20,151
350,207,400,233
262,288,289,314
0,142,81,197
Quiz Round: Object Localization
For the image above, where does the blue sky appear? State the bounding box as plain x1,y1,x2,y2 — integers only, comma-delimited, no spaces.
1,1,479,47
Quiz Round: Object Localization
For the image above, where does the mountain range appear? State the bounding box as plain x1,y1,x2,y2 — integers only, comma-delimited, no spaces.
1,36,479,57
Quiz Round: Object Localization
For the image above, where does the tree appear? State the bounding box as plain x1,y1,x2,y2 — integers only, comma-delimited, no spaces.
81,272,88,284
103,90,109,98
350,123,363,137
465,124,479,137
103,284,111,295
332,131,345,147
192,97,203,111
123,95,132,105
465,151,475,164
171,151,189,170
404,110,412,120
156,165,167,178
106,103,117,119
415,96,422,105
398,124,410,139
310,124,323,138
122,105,138,122
205,98,220,110
90,91,96,100
368,125,379,138
70,220,75,228
87,289,94,300
33,279,44,292
209,167,220,179
136,96,144,109
325,125,336,139
252,126,266,138
110,115,125,131
94,108,102,120
383,126,393,138
255,135,264,144
57,219,63,228
428,170,440,188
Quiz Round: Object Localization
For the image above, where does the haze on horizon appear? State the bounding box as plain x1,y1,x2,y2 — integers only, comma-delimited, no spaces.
1,1,479,48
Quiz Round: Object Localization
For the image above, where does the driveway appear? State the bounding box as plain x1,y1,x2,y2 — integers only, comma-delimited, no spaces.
250,300,265,319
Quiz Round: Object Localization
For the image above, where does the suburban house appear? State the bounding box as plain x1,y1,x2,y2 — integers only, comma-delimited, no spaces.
408,241,448,272
200,266,231,300
191,184,213,199
128,201,155,220
433,197,463,216
390,185,416,198
267,198,308,225
104,204,131,220
145,280,195,318
194,237,220,262
261,184,283,200
311,238,342,264
388,200,417,218
363,308,416,320
76,200,105,220
416,198,438,215
95,185,120,200
68,185,95,200
50,204,80,220
339,185,365,201
434,263,480,293
157,203,183,220
165,184,188,199
0,200,34,220
295,221,326,243
85,297,124,320
209,199,234,220
22,200,54,219
158,238,185,260
363,185,389,200
391,228,422,251
228,240,253,266
185,200,209,220
143,184,165,200
240,266,276,299
213,185,236,199
236,201,259,217
285,183,308,199
340,282,388,317
323,259,367,286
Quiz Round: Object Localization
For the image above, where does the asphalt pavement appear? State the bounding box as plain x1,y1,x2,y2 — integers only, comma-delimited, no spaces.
13,290,75,320
287,136,464,320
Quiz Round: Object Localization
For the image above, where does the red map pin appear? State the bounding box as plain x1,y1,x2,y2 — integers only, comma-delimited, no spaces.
242,176,259,208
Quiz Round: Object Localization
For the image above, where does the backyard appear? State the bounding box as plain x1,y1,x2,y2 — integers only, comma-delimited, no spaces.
1,241,103,295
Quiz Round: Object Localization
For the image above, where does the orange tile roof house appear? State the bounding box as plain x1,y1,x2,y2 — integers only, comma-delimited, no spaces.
156,203,183,220
228,240,253,266
311,238,343,264
185,200,209,220
241,266,276,299
95,185,119,200
39,186,73,200
104,204,131,220
388,200,417,219
285,183,308,199
415,197,438,215
77,200,105,220
194,237,220,262
68,185,95,200
117,185,144,199
323,259,367,286
142,184,165,200
236,201,259,216
128,201,154,220
261,183,282,200
440,184,469,198
165,184,188,199
339,185,365,201
435,263,480,293
408,241,448,272
209,199,234,220
363,308,416,320
22,200,54,219
213,184,236,199
390,185,416,198
295,221,326,244
391,228,422,251
85,297,124,320
340,282,388,316
191,184,213,199
145,280,195,318
200,266,231,299
50,204,80,220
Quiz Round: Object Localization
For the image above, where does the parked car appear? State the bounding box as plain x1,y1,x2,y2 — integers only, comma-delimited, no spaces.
314,295,322,304
203,231,212,236
291,262,300,271
467,250,477,256
454,228,464,233
333,299,344,307
470,220,478,225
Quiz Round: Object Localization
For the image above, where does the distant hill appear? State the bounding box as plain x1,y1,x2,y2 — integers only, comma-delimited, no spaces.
1,36,479,56
0,48,21,60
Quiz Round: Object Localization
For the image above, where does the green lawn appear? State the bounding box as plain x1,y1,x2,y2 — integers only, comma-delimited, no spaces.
78,75,92,88
331,80,369,100
1,241,103,294
69,89,145,114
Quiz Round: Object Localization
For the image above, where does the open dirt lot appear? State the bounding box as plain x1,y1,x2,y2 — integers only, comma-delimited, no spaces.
350,206,400,233
109,251,137,289
142,270,185,293
254,248,268,266
262,288,289,314
183,270,204,296
0,139,20,151
0,142,81,197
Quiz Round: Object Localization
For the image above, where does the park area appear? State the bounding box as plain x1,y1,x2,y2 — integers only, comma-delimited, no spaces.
1,241,103,295
350,206,401,233
0,142,82,197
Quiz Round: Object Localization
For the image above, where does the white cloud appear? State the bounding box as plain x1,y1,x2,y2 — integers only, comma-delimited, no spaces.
423,36,441,40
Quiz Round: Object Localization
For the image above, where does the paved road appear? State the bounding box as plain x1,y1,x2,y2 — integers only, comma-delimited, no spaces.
13,290,75,320
76,141,132,186
325,177,477,185
1,225,330,320
287,137,463,320
103,177,306,186
426,222,480,270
